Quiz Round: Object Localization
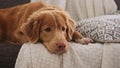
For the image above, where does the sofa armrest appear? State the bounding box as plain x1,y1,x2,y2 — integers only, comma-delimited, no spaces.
0,0,30,9
0,43,21,68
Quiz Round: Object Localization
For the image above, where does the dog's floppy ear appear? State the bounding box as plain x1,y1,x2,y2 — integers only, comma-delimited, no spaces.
20,18,41,43
66,18,76,41
59,11,76,41
20,8,58,43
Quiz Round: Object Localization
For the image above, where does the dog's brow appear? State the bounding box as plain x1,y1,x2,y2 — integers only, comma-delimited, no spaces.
53,12,66,29
50,12,57,29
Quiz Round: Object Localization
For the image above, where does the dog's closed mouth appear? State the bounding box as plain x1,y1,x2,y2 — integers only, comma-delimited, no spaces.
55,49,67,54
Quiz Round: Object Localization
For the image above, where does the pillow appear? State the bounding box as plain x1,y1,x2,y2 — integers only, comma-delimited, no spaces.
111,10,120,15
76,15,120,43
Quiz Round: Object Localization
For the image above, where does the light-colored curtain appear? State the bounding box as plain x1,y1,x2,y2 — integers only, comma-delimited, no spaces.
31,0,66,10
31,0,117,21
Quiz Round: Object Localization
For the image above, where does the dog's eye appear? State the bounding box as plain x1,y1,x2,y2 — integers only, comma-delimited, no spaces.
45,27,51,32
62,27,66,31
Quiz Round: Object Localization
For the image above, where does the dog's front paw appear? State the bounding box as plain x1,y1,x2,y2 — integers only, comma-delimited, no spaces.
75,38,93,45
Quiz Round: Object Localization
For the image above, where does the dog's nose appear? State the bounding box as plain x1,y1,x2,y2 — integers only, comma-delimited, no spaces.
56,43,66,50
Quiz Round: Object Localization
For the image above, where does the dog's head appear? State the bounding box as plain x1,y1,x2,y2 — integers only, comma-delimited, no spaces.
21,8,76,54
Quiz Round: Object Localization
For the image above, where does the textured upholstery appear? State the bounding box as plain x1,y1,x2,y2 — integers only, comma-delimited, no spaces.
0,43,21,68
0,0,30,9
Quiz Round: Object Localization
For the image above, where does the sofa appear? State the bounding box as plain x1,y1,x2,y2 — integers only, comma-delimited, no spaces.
0,0,120,68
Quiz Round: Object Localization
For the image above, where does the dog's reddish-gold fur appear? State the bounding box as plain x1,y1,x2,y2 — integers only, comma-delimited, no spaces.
0,2,93,54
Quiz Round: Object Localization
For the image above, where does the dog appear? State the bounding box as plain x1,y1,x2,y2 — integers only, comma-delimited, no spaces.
0,2,93,54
